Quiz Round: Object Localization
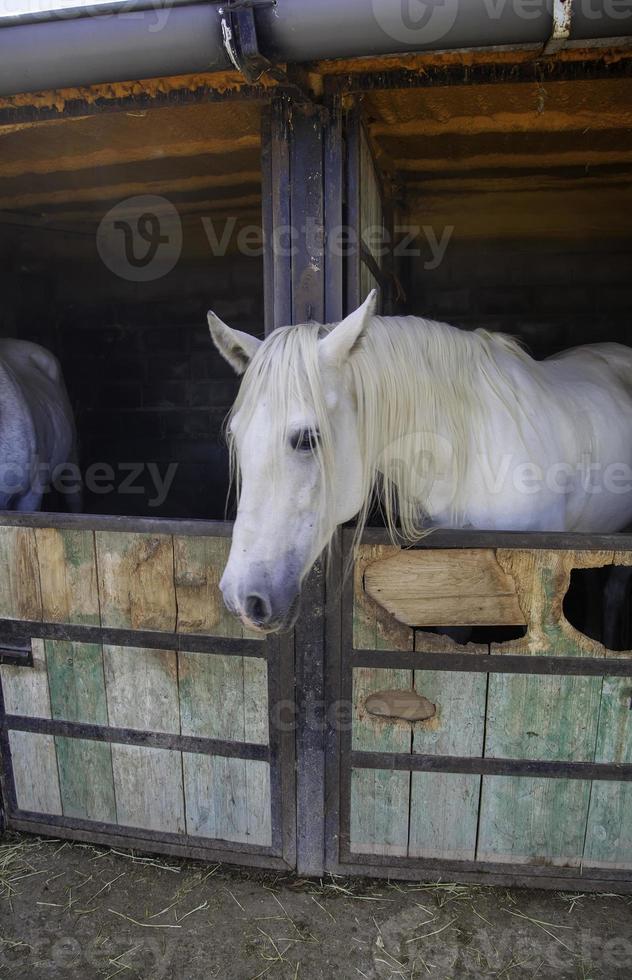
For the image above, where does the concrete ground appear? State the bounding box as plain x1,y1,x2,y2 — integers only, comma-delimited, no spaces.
0,833,631,978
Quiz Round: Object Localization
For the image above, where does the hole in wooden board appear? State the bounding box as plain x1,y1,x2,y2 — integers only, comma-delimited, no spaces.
564,565,632,650
415,625,527,646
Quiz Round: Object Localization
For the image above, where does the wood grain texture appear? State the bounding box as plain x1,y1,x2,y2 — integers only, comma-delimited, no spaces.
478,667,602,866
484,673,603,763
179,651,270,844
178,652,268,743
174,536,261,639
9,730,62,815
95,531,176,631
2,640,64,817
55,737,116,822
1,638,50,717
493,549,614,657
354,544,414,651
104,646,180,734
351,667,412,857
409,665,487,860
45,639,115,821
104,641,183,833
365,548,525,627
35,527,99,625
0,526,41,620
351,546,413,855
46,640,108,725
174,536,235,635
585,675,632,868
477,775,593,866
183,754,272,845
111,744,186,834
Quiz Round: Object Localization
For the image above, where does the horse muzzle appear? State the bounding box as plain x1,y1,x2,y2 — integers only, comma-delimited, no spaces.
220,574,302,634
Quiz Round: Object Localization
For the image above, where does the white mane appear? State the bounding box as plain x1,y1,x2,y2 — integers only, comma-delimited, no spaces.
228,315,548,546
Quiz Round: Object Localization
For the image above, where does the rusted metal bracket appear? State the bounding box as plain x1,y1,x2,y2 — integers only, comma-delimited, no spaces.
218,1,319,104
218,1,286,85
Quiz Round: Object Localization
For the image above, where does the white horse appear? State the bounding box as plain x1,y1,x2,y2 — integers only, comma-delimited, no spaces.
208,291,632,633
0,339,80,512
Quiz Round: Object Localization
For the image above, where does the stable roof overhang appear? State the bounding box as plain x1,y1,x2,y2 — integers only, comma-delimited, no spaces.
0,0,631,98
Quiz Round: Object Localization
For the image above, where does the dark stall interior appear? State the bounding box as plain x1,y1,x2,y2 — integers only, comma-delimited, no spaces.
363,74,632,356
0,100,264,519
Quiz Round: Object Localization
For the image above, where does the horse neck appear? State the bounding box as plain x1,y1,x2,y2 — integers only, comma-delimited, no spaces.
349,316,524,531
355,316,489,455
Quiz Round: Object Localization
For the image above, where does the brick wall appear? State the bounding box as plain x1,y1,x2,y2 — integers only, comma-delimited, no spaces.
0,222,263,518
402,238,632,359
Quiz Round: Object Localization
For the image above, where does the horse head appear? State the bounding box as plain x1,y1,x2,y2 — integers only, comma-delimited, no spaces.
208,292,377,632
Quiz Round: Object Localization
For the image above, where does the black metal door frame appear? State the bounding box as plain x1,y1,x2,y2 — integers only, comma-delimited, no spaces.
261,94,346,875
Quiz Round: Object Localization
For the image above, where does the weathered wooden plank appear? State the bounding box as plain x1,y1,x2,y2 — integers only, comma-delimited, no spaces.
1,638,50,717
365,549,525,627
351,547,413,855
174,536,235,635
9,731,62,815
104,641,183,832
45,639,115,821
0,526,41,620
179,651,270,843
353,544,414,651
173,535,261,639
409,665,486,860
584,675,632,868
351,668,411,856
243,656,270,745
35,527,99,625
183,755,272,845
179,652,268,743
46,640,108,725
477,776,593,866
95,531,176,631
2,638,64,815
104,646,180,734
493,549,614,657
477,668,602,865
111,744,186,834
54,737,116,823
477,552,612,865
485,673,603,763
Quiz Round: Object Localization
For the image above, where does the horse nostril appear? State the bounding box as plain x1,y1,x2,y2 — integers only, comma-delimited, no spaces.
244,594,271,625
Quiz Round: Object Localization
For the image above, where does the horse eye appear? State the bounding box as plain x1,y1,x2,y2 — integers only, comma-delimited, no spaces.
290,429,320,453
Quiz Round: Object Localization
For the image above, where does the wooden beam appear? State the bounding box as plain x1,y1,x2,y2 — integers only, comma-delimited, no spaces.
364,548,525,627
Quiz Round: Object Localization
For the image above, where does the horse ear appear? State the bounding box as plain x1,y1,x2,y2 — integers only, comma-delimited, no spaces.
207,312,262,375
320,290,377,366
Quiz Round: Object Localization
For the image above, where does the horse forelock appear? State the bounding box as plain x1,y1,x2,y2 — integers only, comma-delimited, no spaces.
226,321,338,530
